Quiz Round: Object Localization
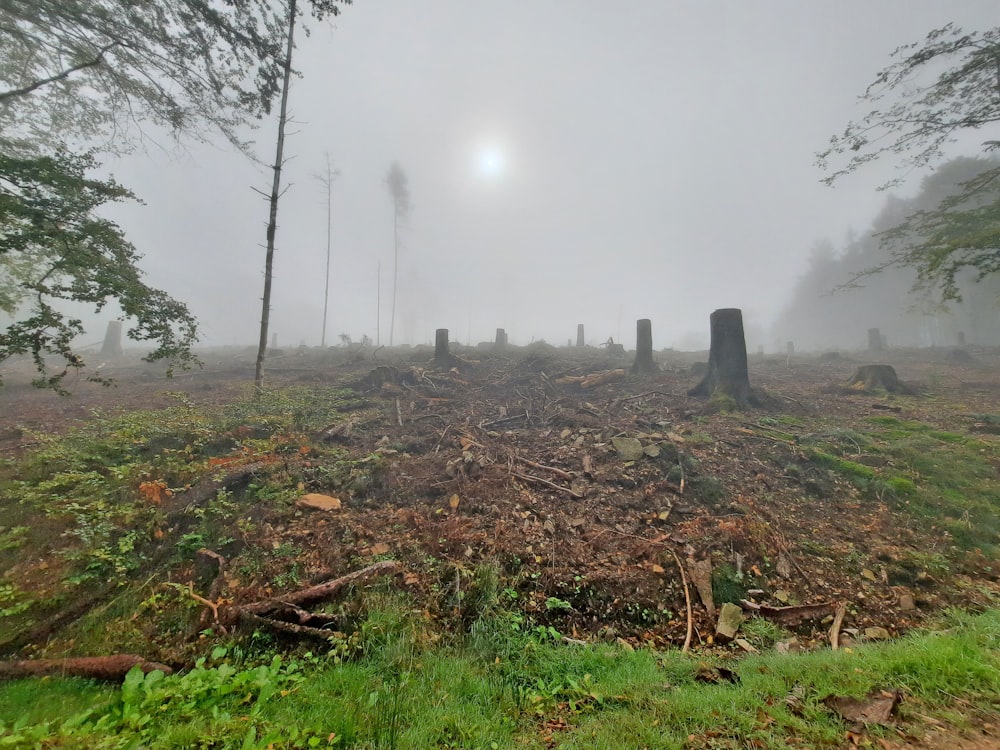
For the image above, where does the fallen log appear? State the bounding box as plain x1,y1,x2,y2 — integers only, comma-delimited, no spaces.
240,560,400,617
740,599,837,626
0,655,172,682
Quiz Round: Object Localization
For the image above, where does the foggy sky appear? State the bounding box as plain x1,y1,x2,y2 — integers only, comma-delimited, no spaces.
101,0,998,352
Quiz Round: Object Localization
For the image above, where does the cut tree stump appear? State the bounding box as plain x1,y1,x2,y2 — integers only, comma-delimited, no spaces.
847,364,905,392
687,308,756,406
630,319,659,376
576,324,585,347
495,328,507,348
432,328,461,369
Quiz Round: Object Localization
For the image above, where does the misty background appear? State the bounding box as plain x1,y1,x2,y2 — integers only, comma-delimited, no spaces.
92,1,998,353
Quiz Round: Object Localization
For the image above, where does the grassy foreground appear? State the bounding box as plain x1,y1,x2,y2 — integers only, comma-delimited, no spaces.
1,605,998,749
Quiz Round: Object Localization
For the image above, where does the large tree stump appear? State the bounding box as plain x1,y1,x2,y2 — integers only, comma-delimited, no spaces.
495,328,507,348
688,308,755,406
434,328,452,367
576,324,585,347
630,319,658,375
848,364,905,392
100,320,123,357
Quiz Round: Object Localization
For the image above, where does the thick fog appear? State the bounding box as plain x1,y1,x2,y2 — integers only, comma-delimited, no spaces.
100,0,997,352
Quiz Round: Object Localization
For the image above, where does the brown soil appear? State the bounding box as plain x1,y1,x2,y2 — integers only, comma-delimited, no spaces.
1,344,998,656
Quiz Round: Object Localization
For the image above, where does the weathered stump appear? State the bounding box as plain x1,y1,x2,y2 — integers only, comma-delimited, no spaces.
576,324,585,347
495,328,507,348
848,364,904,392
434,328,451,366
630,319,658,375
100,320,123,358
688,308,755,406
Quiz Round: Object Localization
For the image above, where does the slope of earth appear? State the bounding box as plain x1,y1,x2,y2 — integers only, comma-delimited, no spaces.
0,343,998,666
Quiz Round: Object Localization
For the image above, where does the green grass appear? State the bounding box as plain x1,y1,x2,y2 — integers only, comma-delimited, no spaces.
804,416,1000,554
2,608,998,749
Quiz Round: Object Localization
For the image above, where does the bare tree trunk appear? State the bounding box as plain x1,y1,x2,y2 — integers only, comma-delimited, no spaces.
867,327,883,352
376,261,381,347
390,210,398,346
576,324,585,347
631,318,658,375
315,154,338,348
254,0,297,390
688,308,755,406
100,320,123,358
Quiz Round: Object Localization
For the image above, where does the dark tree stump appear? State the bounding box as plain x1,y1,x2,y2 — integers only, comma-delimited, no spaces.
495,328,507,348
100,320,123,357
630,319,658,375
576,324,585,347
688,308,755,406
434,328,451,366
848,364,904,392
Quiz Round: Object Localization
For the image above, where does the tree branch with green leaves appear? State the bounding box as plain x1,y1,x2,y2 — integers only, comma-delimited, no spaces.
819,24,1000,302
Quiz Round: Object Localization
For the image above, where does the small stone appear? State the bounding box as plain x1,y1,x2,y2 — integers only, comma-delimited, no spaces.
612,437,645,462
774,589,790,604
864,626,891,641
898,592,916,611
861,568,877,581
542,519,556,535
643,444,661,458
560,429,572,439
296,493,342,511
775,638,801,654
715,602,744,642
734,638,758,653
651,564,665,574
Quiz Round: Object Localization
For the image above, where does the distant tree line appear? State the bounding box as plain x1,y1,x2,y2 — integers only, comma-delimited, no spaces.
775,156,1000,350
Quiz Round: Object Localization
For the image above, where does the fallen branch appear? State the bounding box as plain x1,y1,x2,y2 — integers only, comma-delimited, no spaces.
238,612,338,642
740,600,837,626
669,549,694,653
513,454,574,480
829,602,847,650
480,411,529,429
0,655,172,682
241,560,400,616
510,471,584,499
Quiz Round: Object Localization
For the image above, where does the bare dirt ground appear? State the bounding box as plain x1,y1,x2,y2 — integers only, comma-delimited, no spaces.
2,343,998,652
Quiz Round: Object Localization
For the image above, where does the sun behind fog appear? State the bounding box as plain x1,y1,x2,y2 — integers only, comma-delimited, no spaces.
476,145,505,179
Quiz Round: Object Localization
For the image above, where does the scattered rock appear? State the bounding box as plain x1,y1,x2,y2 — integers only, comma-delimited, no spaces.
898,591,916,611
611,436,644,462
864,626,891,641
824,689,901,728
861,568,877,582
642,443,661,458
734,638,758,653
715,602,744,642
296,493,342,511
774,589,790,604
775,638,802,654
